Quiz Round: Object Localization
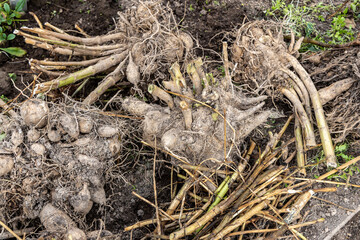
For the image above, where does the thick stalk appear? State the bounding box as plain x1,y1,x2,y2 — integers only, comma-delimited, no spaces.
280,68,312,122
35,51,128,93
148,85,174,109
281,88,316,148
212,201,267,240
187,61,202,96
83,54,128,105
20,26,126,45
30,57,107,66
17,30,124,52
285,53,336,167
294,117,306,175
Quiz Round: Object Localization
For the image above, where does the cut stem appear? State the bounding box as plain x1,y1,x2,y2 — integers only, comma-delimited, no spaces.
148,84,174,109
281,88,316,148
35,51,128,93
285,53,337,167
294,117,306,175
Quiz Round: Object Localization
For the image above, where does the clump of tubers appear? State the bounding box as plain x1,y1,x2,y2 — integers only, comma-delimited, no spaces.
123,57,271,166
232,20,338,167
0,99,128,236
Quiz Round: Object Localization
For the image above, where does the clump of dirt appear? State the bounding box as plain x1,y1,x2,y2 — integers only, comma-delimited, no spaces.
0,99,130,238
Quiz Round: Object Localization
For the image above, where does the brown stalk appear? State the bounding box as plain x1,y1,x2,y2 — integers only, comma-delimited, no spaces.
212,201,268,240
166,179,193,216
20,26,126,45
35,51,128,93
294,117,306,175
83,55,128,105
30,56,107,66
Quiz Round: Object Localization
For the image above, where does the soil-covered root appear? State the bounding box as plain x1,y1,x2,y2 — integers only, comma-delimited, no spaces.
122,57,272,167
232,20,338,167
18,1,194,105
0,99,129,237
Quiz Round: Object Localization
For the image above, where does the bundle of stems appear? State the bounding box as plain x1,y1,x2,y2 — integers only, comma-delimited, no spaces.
17,4,193,105
125,118,360,239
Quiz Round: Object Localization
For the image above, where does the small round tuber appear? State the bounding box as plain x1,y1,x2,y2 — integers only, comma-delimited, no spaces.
107,136,121,156
27,128,40,142
0,155,14,176
48,130,61,142
97,125,118,138
90,187,106,205
40,204,75,232
70,184,93,215
126,53,141,86
30,143,46,156
59,114,80,139
79,118,93,134
11,127,24,147
20,99,49,128
65,228,86,240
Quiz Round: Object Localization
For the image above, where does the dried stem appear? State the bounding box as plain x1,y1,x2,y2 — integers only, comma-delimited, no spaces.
35,51,128,93
281,88,316,148
295,117,306,175
83,55,128,105
285,53,336,167
20,26,126,45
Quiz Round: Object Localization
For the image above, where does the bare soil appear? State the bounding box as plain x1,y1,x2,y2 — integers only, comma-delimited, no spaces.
1,0,360,239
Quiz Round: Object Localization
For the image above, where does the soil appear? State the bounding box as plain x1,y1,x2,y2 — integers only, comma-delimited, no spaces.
1,0,360,239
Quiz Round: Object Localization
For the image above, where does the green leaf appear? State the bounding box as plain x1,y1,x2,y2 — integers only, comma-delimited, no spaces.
0,47,27,57
7,34,15,40
351,3,356,12
4,3,10,14
15,0,26,12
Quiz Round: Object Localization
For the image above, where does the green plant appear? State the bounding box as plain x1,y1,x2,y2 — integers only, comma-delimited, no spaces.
0,0,26,42
0,94,9,102
266,0,359,51
189,4,194,11
8,72,16,81
312,143,359,181
327,9,355,44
